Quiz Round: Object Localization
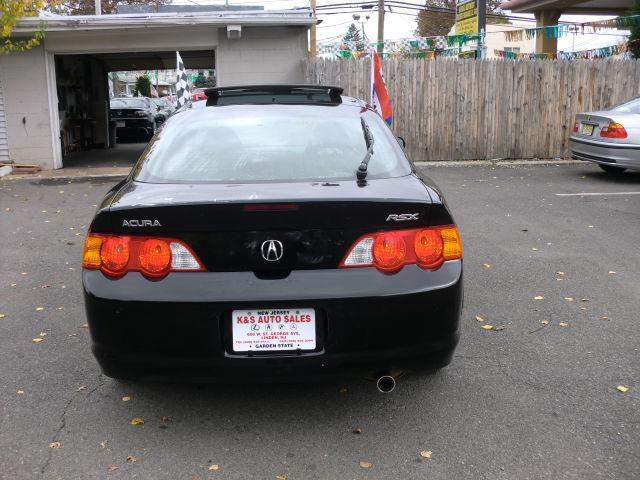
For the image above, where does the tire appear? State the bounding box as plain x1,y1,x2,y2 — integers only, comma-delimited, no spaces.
599,164,626,175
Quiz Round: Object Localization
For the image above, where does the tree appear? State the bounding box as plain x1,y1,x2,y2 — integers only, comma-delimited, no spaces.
1,0,50,54
48,0,170,16
415,0,506,38
628,0,640,59
342,23,365,51
134,75,151,97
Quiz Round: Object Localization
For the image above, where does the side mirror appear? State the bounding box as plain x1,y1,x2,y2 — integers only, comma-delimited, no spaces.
396,136,406,148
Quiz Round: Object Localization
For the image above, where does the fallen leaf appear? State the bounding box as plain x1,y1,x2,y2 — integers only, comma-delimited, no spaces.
559,322,569,327
339,387,348,394
531,247,538,251
16,389,24,395
21,272,27,275
483,263,491,268
208,464,220,471
0,314,5,319
481,324,493,330
80,324,88,328
36,307,44,311
39,332,47,337
49,441,61,449
130,417,144,426
352,427,362,434
608,271,616,275
494,326,506,331
616,385,628,393
107,465,119,472
77,385,87,392
564,297,574,302
275,475,287,480
10,283,17,287
420,450,433,459
32,338,44,343
122,396,131,402
126,455,137,463
359,461,373,470
100,440,108,449
588,225,594,228
601,316,609,321
475,315,484,322
534,296,544,300
580,298,589,302
556,272,565,276
541,320,549,325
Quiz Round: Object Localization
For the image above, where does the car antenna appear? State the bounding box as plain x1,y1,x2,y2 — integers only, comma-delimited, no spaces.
357,117,375,187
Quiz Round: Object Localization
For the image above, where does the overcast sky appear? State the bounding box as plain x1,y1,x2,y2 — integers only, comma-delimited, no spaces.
174,0,628,51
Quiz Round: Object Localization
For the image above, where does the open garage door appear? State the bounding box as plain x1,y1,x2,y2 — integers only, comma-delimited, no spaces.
54,49,215,169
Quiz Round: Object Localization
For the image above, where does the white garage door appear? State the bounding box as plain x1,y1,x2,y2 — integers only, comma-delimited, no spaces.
0,76,9,162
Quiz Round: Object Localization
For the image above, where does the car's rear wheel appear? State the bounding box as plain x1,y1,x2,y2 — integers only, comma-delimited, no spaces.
599,164,626,175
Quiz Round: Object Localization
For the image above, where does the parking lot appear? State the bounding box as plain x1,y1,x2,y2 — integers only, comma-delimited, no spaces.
0,163,638,480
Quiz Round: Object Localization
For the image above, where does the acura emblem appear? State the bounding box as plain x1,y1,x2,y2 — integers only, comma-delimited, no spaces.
260,240,284,262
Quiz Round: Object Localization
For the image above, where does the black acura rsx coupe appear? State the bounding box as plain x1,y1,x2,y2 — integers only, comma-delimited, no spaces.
82,85,463,388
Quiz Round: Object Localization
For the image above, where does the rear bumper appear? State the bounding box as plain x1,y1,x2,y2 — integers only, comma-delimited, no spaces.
83,262,463,381
570,137,640,170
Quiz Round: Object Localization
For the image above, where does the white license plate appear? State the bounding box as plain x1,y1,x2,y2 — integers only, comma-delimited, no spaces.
116,121,126,127
231,308,316,352
581,123,595,136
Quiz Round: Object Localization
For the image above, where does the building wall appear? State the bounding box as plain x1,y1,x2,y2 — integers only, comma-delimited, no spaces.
0,46,57,168
0,24,309,170
217,26,308,85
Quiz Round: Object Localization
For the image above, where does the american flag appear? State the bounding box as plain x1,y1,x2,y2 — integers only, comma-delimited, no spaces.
175,52,190,108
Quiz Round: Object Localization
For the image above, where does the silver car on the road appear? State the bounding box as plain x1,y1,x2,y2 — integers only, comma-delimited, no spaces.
570,97,640,174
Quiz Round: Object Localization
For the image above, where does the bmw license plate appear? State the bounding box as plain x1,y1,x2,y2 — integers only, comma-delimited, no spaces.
581,123,595,136
231,308,316,352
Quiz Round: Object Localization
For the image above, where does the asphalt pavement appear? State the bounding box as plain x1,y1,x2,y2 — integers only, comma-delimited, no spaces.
0,163,638,480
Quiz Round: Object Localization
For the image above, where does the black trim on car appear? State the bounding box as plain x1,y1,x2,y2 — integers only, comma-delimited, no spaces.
571,151,616,163
570,137,640,150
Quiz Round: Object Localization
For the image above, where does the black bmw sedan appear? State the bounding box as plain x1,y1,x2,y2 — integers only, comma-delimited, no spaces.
83,85,463,386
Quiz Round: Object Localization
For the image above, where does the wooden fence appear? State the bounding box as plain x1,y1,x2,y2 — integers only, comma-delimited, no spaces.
304,58,640,161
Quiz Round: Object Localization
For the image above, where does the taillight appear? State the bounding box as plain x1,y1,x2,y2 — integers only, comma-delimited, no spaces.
600,122,628,139
340,226,462,273
373,232,406,272
138,239,171,277
572,120,579,134
82,234,204,279
100,236,130,276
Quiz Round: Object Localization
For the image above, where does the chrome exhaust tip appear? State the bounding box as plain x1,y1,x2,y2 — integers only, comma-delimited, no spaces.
376,375,396,393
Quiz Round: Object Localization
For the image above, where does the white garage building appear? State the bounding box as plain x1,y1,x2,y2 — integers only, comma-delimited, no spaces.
0,10,314,170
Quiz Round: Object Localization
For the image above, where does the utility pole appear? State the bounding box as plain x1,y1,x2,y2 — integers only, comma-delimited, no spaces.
309,0,317,58
94,0,101,15
377,0,384,54
477,0,486,58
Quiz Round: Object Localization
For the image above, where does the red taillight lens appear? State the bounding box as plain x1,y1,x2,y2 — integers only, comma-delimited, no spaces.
139,239,171,277
100,236,130,275
414,229,444,268
82,234,204,279
373,233,406,271
600,122,628,139
573,121,579,133
341,226,462,274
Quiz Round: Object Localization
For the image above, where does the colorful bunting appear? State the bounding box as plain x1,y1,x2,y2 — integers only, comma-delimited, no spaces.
494,42,627,60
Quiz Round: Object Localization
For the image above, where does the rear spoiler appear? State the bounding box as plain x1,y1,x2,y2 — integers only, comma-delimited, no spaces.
204,85,344,106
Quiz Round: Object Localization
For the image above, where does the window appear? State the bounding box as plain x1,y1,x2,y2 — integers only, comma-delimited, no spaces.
133,106,411,184
110,98,149,109
503,47,521,54
611,97,640,114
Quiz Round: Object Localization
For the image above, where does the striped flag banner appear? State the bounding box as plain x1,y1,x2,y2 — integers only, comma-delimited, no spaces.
370,50,393,126
176,51,190,107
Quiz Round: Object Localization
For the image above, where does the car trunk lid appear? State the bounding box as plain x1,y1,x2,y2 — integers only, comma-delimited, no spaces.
106,176,437,273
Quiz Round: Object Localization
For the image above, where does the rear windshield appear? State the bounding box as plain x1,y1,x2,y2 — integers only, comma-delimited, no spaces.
611,97,640,114
111,98,149,109
132,106,411,183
